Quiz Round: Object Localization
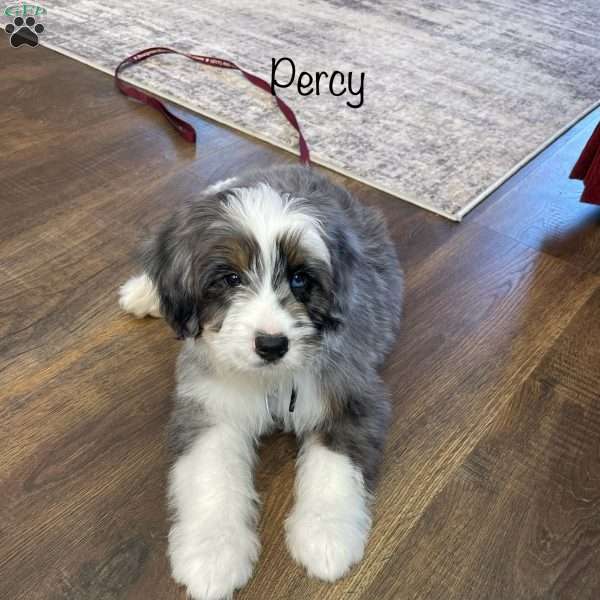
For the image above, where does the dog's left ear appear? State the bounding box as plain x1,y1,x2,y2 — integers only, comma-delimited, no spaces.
142,212,200,339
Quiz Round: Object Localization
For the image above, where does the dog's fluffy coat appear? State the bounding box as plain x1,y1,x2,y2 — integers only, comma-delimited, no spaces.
119,166,402,600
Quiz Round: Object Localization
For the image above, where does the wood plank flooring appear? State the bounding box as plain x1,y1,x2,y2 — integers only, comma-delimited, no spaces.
2,40,599,599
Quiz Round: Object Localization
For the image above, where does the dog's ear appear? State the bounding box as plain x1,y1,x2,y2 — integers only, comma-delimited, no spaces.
142,210,200,339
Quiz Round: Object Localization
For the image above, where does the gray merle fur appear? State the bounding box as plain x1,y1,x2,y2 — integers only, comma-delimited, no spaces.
145,165,403,491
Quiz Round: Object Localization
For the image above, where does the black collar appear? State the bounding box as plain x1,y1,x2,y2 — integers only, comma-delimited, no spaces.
289,386,297,412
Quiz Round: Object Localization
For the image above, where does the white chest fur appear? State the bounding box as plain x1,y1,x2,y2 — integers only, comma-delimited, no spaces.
176,342,328,437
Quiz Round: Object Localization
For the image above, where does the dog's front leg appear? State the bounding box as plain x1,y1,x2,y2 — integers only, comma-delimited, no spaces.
168,424,260,600
285,384,389,582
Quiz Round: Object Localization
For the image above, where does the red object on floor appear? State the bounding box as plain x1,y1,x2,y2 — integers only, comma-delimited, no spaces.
570,120,600,205
114,47,311,164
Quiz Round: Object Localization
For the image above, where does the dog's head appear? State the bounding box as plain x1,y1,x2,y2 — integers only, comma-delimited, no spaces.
144,173,356,375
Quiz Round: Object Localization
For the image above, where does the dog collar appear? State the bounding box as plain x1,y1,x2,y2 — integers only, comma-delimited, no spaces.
265,385,297,420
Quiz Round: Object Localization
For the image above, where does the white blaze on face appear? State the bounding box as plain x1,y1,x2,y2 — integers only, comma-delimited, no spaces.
222,184,330,271
204,184,330,372
246,283,295,336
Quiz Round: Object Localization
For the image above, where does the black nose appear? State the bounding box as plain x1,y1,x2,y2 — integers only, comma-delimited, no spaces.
255,334,289,362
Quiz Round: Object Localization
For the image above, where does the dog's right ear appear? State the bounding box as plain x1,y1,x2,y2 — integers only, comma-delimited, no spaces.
141,213,200,339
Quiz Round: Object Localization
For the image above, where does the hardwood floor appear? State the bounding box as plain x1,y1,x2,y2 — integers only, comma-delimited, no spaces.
2,41,599,599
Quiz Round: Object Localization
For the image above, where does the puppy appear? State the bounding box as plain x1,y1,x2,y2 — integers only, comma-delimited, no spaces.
119,165,402,600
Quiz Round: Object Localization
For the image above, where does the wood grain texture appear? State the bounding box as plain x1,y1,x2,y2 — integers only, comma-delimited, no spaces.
474,108,600,275
2,41,600,600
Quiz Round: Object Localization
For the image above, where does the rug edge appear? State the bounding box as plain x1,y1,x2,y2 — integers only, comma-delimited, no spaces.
39,40,598,223
457,99,600,220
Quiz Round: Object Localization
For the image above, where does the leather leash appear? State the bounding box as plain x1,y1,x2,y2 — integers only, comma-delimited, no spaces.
115,46,311,164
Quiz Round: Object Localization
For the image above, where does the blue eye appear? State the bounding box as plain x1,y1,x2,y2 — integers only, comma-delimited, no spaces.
224,273,242,287
290,272,307,289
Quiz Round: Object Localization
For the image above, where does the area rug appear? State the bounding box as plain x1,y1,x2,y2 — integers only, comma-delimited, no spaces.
9,0,600,220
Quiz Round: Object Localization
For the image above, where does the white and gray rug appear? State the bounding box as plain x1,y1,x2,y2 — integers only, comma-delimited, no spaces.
9,0,600,220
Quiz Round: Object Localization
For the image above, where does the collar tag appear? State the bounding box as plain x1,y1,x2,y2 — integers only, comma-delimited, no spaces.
289,386,297,413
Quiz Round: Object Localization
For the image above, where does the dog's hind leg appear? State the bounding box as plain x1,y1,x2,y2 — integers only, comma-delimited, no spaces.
118,273,161,318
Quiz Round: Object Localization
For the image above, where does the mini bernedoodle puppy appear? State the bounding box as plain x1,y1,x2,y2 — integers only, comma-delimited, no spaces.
119,165,403,600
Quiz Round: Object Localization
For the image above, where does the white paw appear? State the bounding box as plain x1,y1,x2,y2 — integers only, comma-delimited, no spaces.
168,524,259,600
285,508,370,582
118,273,161,318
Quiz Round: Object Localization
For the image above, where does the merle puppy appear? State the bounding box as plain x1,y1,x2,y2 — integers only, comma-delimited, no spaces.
119,165,402,600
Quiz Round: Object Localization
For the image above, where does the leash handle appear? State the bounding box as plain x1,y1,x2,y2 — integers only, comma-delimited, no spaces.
115,46,311,164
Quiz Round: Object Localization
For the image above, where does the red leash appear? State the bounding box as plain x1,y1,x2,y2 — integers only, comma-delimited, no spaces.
115,47,311,164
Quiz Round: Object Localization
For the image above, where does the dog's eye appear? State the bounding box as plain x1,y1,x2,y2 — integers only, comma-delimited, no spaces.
290,272,307,289
224,273,242,287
